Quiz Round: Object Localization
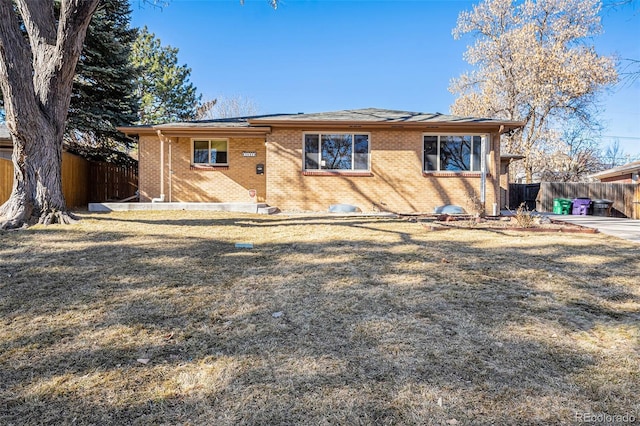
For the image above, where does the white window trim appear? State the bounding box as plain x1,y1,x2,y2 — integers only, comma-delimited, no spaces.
191,138,229,166
302,132,371,171
422,133,487,173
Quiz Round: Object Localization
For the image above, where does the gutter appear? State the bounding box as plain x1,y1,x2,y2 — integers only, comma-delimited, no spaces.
116,125,271,138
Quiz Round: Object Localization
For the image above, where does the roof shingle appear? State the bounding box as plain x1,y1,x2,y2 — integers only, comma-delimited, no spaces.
117,108,524,134
249,108,518,125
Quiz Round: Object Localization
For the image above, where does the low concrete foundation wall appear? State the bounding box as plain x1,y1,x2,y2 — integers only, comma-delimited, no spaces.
89,202,268,213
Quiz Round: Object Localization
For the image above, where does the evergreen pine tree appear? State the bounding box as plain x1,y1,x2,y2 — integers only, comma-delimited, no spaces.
132,26,200,124
67,0,139,152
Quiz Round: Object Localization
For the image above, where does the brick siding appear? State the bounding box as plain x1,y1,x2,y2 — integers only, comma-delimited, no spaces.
139,128,501,213
139,136,266,203
600,174,633,184
265,128,500,213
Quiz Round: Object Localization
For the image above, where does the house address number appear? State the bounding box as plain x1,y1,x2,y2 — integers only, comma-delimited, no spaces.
242,151,257,157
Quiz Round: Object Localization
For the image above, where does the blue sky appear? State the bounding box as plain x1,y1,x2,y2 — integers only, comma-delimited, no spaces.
131,0,640,156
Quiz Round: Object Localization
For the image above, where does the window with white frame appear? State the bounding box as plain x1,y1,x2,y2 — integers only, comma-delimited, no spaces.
193,139,228,165
304,133,369,171
423,135,483,172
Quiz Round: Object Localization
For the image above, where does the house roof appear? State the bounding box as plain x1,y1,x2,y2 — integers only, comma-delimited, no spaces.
589,160,640,180
117,108,525,137
250,108,518,125
249,108,524,132
154,113,290,129
117,114,284,137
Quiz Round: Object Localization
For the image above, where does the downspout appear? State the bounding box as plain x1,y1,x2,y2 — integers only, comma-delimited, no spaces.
480,133,488,209
152,130,166,202
168,138,173,203
488,126,506,216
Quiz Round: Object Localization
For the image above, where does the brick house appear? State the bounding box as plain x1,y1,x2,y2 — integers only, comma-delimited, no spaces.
117,108,524,213
590,160,640,184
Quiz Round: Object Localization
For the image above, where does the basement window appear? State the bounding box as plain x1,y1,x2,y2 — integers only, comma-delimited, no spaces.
193,139,228,165
304,133,370,171
423,134,483,172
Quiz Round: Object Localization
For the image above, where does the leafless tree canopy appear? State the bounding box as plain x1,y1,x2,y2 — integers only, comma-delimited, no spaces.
450,0,617,183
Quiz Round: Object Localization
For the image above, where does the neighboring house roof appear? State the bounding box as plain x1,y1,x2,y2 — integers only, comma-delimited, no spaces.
0,123,10,145
500,154,525,163
117,108,525,136
589,160,640,180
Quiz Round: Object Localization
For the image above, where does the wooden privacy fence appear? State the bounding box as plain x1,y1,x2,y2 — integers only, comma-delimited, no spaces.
0,153,137,208
0,158,12,204
62,151,90,208
537,182,640,219
508,183,540,211
89,161,138,203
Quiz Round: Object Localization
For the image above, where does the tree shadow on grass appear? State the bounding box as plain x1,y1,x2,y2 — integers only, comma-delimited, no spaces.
0,217,638,424
82,211,404,230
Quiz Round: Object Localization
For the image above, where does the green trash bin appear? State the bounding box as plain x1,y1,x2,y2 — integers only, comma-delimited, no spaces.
553,198,572,215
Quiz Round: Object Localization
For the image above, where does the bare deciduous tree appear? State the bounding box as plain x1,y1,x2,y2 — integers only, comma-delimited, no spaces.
602,139,628,168
196,95,259,120
0,0,278,229
449,0,617,183
540,125,603,181
0,0,99,229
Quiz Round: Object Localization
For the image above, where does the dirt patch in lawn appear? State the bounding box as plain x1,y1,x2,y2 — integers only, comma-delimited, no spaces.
416,214,598,234
1,211,638,425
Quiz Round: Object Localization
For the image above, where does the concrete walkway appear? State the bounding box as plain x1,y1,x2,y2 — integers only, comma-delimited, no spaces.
88,202,278,214
546,214,640,244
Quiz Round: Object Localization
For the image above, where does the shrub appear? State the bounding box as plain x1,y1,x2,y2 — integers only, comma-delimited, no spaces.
514,202,535,228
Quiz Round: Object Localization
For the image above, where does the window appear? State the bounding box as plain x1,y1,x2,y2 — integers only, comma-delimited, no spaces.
423,135,483,172
193,139,228,165
304,133,369,171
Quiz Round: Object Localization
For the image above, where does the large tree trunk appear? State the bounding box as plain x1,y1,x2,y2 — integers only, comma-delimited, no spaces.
0,119,70,228
0,0,99,229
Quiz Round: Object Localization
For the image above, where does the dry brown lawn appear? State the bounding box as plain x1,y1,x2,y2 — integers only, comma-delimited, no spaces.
1,211,639,425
